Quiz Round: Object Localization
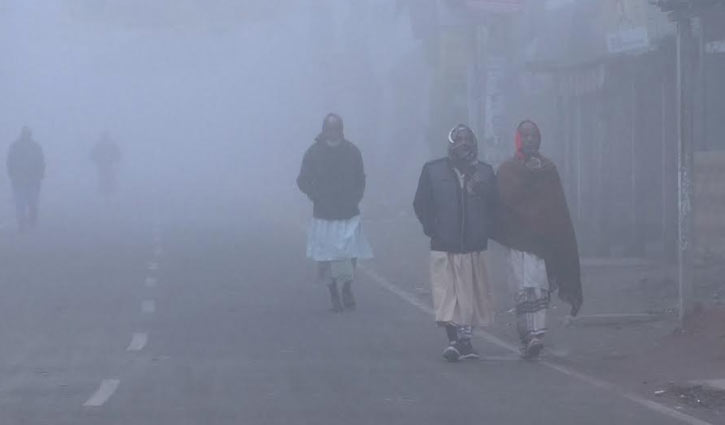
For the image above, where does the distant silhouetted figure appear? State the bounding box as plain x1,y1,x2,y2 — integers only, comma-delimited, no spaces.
91,133,121,196
7,127,45,232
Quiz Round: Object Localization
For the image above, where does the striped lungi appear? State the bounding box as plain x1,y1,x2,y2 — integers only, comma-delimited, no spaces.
508,249,550,344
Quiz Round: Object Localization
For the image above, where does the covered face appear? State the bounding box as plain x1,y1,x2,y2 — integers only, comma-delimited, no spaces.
320,113,344,143
516,121,541,158
448,124,478,165
19,126,32,141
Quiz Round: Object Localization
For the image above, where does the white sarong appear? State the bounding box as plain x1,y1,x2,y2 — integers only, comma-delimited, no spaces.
306,216,373,262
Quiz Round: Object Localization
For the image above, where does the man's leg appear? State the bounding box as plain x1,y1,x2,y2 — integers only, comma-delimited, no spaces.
13,186,28,232
341,280,355,310
441,323,462,362
445,324,458,345
27,185,40,228
328,281,343,313
515,288,548,359
342,258,358,308
319,262,342,313
331,260,355,311
99,167,116,195
443,325,480,362
509,249,549,359
456,325,480,360
97,168,106,194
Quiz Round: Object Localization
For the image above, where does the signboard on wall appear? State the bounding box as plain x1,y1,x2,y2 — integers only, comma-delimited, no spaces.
607,26,649,53
706,40,725,54
603,0,650,53
465,0,523,14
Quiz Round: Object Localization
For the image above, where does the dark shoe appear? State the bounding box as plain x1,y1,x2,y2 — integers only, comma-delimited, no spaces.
443,343,461,363
458,340,480,360
342,281,356,310
521,338,544,360
328,283,343,313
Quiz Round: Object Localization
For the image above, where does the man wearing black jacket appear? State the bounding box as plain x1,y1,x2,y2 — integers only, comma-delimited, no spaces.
297,114,373,312
7,127,45,233
414,124,497,362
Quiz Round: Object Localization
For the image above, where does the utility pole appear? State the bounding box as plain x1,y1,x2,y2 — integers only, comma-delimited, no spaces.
655,0,721,327
675,15,695,324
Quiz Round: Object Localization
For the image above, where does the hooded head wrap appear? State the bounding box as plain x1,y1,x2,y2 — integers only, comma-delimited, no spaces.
317,113,344,143
515,120,541,160
448,124,478,169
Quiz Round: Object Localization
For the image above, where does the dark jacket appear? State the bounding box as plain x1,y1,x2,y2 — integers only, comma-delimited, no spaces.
297,139,366,220
7,139,45,187
414,158,497,253
91,141,121,167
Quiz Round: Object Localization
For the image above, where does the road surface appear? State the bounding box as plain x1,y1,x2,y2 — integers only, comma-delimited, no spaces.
0,210,709,425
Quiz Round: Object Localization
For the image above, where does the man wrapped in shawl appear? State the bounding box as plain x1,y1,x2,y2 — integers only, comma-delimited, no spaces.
297,113,373,313
414,124,497,362
494,120,583,359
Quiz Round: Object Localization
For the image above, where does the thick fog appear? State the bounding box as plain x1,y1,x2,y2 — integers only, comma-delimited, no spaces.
3,2,725,423
2,0,713,259
0,0,429,225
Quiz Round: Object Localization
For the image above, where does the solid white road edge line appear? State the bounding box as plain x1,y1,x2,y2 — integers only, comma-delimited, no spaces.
360,265,714,425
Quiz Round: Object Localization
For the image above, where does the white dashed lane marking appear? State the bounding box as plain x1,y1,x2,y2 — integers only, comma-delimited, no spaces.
83,379,120,407
145,277,158,288
142,300,156,314
127,332,148,351
84,228,162,409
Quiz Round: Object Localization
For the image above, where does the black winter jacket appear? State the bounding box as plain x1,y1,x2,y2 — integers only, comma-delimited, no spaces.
7,139,45,186
413,158,497,253
297,140,366,220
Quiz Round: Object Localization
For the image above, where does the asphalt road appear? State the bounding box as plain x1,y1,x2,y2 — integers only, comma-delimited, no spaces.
0,209,708,425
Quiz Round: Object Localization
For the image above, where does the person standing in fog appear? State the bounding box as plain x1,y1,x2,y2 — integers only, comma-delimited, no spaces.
297,113,373,313
494,120,583,359
91,132,121,196
413,124,497,362
7,126,45,232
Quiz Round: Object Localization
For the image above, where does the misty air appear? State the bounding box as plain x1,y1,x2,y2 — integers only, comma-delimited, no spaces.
1,1,724,424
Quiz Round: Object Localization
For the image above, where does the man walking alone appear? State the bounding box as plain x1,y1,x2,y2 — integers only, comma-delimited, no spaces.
7,127,45,232
297,113,373,312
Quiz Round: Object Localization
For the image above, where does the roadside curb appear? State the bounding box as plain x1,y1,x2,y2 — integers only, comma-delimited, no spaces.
565,313,671,327
691,380,725,392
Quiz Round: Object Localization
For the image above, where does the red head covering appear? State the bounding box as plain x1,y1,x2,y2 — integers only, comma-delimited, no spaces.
515,120,541,160
515,129,525,160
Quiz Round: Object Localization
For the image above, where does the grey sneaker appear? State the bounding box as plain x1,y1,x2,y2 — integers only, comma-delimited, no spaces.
443,343,461,363
522,338,544,360
458,340,480,360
